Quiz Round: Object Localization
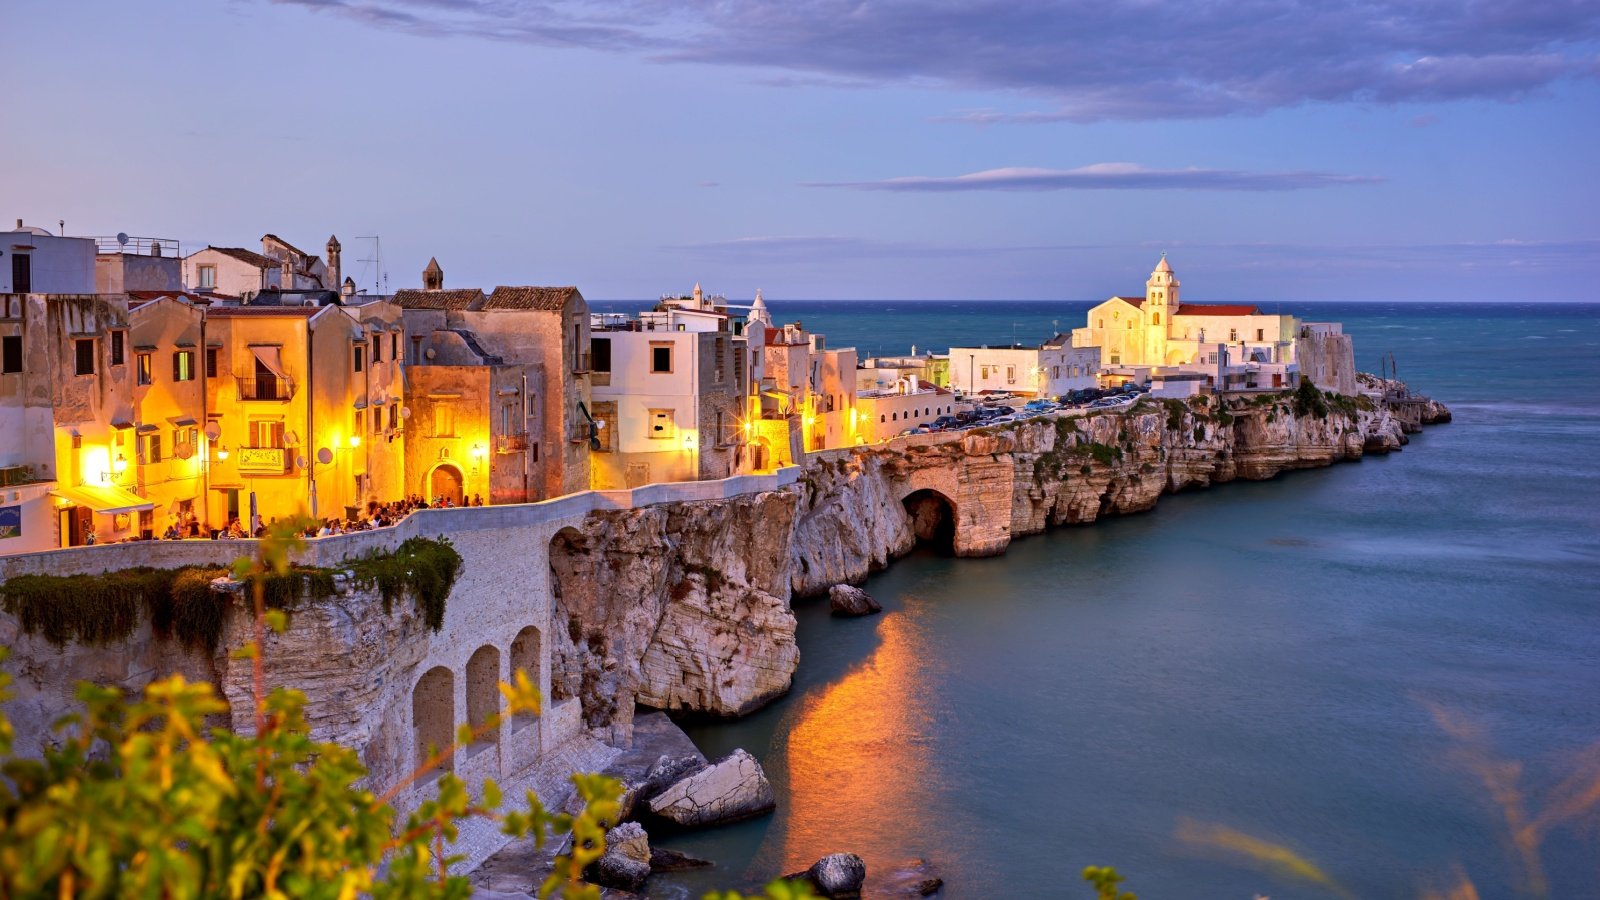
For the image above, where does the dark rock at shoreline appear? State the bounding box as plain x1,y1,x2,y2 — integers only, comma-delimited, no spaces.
786,853,868,898
869,858,943,897
622,754,707,819
647,748,775,828
829,584,882,617
585,822,651,893
649,847,715,872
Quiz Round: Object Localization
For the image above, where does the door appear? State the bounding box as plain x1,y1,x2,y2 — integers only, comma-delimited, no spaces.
11,254,30,293
430,464,465,506
625,462,650,488
64,506,91,546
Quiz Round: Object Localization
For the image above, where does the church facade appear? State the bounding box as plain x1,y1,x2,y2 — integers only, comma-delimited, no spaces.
1072,257,1297,368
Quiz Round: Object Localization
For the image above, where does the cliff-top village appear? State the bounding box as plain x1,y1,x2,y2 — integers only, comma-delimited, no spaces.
0,222,1366,556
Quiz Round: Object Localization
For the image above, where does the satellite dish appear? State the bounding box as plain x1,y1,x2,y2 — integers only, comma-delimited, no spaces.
204,422,221,441
175,444,194,460
284,431,300,447
316,447,333,465
424,348,436,360
295,455,308,470
116,232,129,246
400,407,412,419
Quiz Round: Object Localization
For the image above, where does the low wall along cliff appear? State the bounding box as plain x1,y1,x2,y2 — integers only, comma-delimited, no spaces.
0,384,1449,871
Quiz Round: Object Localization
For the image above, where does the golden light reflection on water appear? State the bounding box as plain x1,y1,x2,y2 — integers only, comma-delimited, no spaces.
762,611,935,875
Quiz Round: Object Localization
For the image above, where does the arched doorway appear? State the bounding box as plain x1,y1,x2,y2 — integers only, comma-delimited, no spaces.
429,463,464,506
901,489,956,555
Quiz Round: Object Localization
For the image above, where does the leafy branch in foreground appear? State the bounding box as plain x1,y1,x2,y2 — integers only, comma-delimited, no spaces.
0,517,809,900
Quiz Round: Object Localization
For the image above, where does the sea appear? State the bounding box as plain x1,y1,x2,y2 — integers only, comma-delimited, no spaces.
589,300,1600,899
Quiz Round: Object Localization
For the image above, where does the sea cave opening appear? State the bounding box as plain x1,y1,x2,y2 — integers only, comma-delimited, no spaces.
901,489,956,555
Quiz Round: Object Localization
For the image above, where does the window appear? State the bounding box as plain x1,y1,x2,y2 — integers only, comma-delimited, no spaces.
197,265,217,289
372,335,382,363
174,426,197,458
1152,313,1161,325
252,420,285,448
391,333,398,360
650,343,673,374
11,255,31,293
172,350,194,382
714,337,727,383
1006,366,1015,384
591,337,612,373
74,339,95,376
110,331,125,366
1,335,20,373
1256,328,1265,341
136,353,152,385
389,402,399,431
141,432,163,464
411,336,423,364
648,408,675,439
434,404,455,437
354,409,364,436
205,347,219,378
1097,318,1104,329
1229,328,1239,342
353,343,365,373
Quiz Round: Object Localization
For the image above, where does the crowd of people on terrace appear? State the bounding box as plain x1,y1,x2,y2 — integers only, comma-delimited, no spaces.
123,493,486,543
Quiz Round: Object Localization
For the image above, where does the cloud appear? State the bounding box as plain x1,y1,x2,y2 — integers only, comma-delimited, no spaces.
267,0,1600,119
805,164,1383,192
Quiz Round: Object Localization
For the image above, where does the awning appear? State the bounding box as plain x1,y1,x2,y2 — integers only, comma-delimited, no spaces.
136,424,159,434
168,416,198,427
250,345,289,380
51,484,154,515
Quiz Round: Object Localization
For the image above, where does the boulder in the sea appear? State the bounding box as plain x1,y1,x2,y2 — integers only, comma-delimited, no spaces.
620,754,707,819
786,853,868,899
875,858,944,896
647,748,775,828
649,847,715,872
828,584,882,617
585,822,651,893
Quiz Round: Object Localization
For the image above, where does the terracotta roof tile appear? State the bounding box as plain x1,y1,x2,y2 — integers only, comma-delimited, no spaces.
203,306,320,318
483,286,580,311
1175,303,1262,316
1115,295,1146,307
393,288,484,310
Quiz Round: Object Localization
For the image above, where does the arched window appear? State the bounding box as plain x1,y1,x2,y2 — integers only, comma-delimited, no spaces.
1153,313,1161,325
413,666,454,777
880,414,885,423
1127,319,1136,329
509,627,541,732
466,645,501,755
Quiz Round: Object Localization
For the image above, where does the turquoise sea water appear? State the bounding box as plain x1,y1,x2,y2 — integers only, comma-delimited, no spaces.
594,301,1600,899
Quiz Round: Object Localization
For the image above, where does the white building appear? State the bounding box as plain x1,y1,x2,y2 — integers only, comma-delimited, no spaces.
183,234,337,300
949,334,1100,398
855,377,959,442
1,221,95,294
588,285,750,488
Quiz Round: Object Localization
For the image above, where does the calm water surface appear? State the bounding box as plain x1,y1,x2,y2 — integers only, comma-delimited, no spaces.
590,301,1600,899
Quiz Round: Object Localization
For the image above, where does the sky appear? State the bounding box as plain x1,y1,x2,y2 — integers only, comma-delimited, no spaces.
4,0,1598,301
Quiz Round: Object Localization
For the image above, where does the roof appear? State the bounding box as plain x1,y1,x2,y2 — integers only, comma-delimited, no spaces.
203,305,321,318
261,234,308,257
1154,255,1172,273
482,286,580,311
394,288,483,310
1175,303,1263,316
247,289,340,307
204,246,277,269
1115,295,1146,307
51,483,153,514
127,290,213,307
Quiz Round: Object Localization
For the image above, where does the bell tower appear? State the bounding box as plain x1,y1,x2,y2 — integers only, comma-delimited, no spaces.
1147,253,1179,312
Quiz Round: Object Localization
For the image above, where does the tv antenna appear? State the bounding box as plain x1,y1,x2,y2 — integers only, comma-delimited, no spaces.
355,235,387,295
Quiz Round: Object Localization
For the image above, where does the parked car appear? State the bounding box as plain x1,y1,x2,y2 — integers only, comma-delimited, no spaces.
932,416,960,430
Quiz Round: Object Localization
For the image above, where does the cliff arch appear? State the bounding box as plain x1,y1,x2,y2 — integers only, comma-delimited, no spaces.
465,645,501,755
508,626,541,732
901,488,956,554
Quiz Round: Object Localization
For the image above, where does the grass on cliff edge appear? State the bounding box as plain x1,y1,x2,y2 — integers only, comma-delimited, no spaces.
0,536,462,653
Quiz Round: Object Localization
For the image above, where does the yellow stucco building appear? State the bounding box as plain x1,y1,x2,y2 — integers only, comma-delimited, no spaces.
1073,256,1296,368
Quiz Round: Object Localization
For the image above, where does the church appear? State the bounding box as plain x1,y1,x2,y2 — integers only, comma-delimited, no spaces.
1072,256,1297,368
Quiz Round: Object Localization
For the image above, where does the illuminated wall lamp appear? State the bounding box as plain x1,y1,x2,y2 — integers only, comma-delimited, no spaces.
216,444,230,461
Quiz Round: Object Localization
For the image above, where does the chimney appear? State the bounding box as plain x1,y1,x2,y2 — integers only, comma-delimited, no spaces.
342,276,357,299
326,235,342,291
423,257,443,290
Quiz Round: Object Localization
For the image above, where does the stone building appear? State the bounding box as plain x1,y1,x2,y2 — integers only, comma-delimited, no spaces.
127,293,209,535
395,260,591,502
182,234,337,300
761,321,859,453
1073,256,1296,369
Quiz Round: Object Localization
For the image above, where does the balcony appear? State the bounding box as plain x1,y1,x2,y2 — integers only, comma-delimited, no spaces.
236,374,295,402
235,447,291,474
497,432,529,454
